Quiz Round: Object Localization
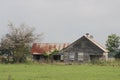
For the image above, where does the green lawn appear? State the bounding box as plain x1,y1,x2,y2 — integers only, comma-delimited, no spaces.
0,64,120,80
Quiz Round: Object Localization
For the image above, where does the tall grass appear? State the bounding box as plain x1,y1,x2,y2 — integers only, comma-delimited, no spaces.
0,63,120,80
90,60,120,66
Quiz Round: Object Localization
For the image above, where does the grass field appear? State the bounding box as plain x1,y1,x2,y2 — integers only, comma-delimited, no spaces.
0,64,120,80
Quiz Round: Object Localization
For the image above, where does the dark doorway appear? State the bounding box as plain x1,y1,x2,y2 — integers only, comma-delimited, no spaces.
90,55,100,62
53,55,60,61
33,55,41,60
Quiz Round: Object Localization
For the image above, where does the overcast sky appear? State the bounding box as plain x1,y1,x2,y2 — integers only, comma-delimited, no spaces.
0,0,120,45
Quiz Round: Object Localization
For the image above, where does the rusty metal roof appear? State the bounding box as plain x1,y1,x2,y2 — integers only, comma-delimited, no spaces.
31,43,69,55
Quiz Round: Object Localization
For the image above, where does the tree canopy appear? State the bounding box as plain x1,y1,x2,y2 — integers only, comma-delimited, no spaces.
0,23,43,63
106,34,120,58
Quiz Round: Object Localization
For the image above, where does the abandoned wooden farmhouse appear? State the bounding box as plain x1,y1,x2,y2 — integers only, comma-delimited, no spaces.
31,34,108,62
59,34,108,62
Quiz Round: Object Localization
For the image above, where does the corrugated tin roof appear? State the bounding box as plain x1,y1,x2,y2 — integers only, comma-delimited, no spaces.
31,43,69,55
32,34,108,55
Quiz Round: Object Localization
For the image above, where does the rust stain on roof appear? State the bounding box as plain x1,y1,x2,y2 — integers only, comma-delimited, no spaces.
31,43,69,55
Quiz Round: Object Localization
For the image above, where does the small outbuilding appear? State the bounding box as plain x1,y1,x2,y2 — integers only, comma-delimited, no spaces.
59,34,108,62
31,43,69,61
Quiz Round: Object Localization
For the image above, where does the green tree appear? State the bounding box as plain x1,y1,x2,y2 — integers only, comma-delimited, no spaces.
1,23,43,63
43,50,59,63
49,50,59,63
106,34,120,57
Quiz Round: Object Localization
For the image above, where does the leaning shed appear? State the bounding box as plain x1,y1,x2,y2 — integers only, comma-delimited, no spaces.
59,34,108,62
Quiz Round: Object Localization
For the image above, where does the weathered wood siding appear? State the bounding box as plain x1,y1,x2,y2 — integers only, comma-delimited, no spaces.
61,36,107,62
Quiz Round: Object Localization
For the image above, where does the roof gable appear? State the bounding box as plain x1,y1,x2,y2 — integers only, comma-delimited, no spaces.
83,35,108,52
61,35,108,53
